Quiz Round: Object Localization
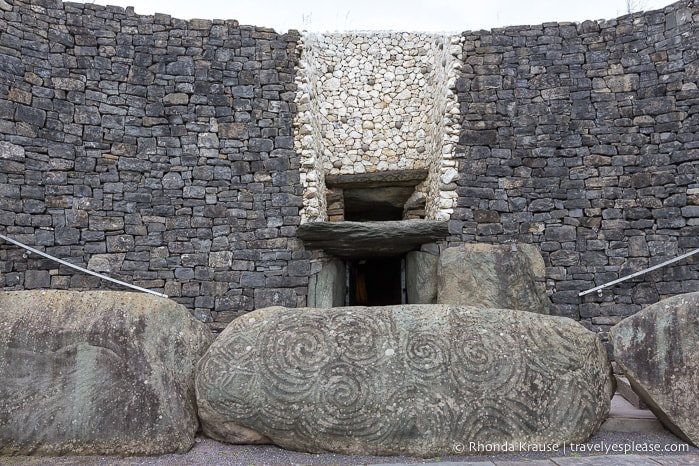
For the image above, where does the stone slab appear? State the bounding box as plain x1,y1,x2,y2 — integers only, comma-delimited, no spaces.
297,220,449,258
307,258,345,307
610,292,699,447
437,244,550,314
196,304,613,457
0,290,213,456
325,169,428,188
551,455,662,465
406,250,438,304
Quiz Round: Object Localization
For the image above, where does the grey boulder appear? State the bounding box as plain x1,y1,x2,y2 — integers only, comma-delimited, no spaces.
196,304,612,457
0,290,213,456
610,292,699,447
437,244,550,314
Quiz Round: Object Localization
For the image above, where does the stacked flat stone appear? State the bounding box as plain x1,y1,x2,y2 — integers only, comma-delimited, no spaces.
452,2,699,338
0,0,698,338
0,0,306,330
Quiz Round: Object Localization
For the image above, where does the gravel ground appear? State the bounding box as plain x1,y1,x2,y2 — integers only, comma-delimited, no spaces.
1,430,697,466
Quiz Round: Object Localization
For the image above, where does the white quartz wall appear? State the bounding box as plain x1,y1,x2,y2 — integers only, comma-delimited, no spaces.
295,32,463,222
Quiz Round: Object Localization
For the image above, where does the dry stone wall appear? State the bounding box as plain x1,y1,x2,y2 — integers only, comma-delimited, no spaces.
451,0,699,341
0,0,698,337
0,0,304,330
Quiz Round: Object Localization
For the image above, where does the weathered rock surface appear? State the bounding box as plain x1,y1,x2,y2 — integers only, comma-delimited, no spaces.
437,244,550,314
297,220,450,257
610,292,699,447
196,305,612,457
307,258,345,308
324,169,429,188
0,290,213,456
406,250,438,304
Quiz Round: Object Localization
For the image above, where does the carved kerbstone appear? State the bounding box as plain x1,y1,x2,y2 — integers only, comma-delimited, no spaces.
196,305,613,457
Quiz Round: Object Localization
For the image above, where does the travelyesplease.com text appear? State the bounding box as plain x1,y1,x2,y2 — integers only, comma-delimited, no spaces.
452,441,690,455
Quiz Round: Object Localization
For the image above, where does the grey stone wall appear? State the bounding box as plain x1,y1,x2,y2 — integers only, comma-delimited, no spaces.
1,0,698,340
0,0,304,330
452,0,699,340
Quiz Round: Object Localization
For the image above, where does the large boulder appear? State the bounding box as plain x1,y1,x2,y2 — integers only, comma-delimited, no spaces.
437,244,550,314
0,290,213,456
196,305,612,457
610,292,699,447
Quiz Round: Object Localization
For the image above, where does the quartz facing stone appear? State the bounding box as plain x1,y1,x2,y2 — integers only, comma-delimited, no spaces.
196,304,613,457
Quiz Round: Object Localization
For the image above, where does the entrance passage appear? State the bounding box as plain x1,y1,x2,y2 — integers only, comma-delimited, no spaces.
348,256,404,306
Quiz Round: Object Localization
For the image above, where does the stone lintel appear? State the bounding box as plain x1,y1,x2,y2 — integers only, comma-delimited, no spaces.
324,169,428,189
297,220,449,258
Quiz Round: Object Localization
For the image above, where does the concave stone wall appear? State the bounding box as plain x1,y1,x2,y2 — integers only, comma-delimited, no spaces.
0,0,698,342
450,0,699,343
0,0,305,330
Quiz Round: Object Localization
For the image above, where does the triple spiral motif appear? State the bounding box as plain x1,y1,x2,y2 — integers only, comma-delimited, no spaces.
197,305,612,456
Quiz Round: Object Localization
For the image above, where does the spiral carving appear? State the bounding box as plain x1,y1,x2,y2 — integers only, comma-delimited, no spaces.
329,311,391,365
258,311,332,402
525,319,590,375
206,377,260,421
542,377,606,432
320,363,371,415
404,332,448,379
450,327,522,395
310,362,384,440
456,398,538,448
381,385,452,451
221,334,257,371
196,305,613,457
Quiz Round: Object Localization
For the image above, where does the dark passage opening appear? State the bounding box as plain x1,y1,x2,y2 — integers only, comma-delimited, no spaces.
342,187,411,221
324,170,429,222
348,256,404,306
